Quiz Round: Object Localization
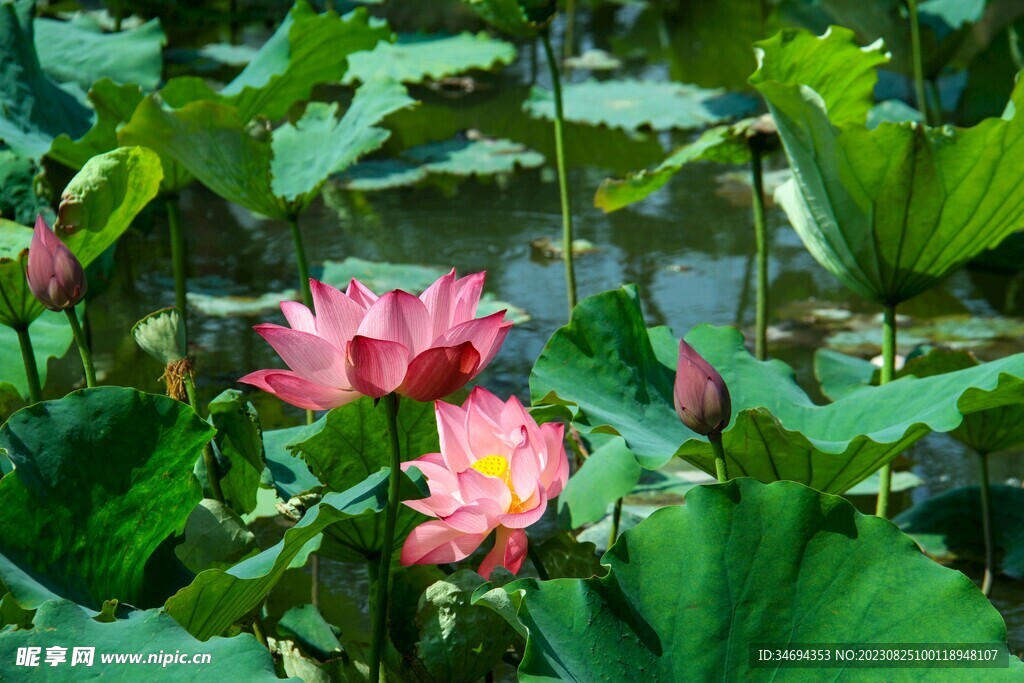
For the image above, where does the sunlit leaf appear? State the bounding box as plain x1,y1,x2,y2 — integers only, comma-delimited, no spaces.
344,32,515,85
48,79,145,171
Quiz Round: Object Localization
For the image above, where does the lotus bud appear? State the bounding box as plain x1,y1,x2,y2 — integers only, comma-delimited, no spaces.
25,214,86,311
673,340,732,437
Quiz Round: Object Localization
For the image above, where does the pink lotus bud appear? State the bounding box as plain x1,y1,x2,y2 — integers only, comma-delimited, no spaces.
26,215,87,311
673,340,731,436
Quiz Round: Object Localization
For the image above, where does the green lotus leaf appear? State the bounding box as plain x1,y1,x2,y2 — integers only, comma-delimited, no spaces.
525,78,757,132
159,1,388,121
344,32,515,85
387,569,516,683
463,0,556,36
284,396,434,563
263,424,323,500
34,15,166,91
404,135,544,176
0,600,288,682
476,479,1022,680
174,499,257,574
0,150,49,225
530,287,1024,493
120,80,412,221
48,79,145,171
0,218,45,328
0,2,93,158
277,604,343,661
595,121,753,213
208,390,268,516
0,387,212,611
896,484,1024,579
334,159,429,191
55,146,163,268
557,435,641,528
165,467,427,640
751,26,1024,305
0,310,75,403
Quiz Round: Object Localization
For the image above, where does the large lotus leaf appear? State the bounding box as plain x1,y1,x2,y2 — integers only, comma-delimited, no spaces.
404,135,544,176
896,485,1024,579
263,424,323,500
750,26,1024,305
0,309,73,402
208,390,267,516
174,499,257,574
0,218,45,328
0,600,288,682
524,78,757,132
0,387,212,610
34,16,166,91
285,396,434,563
595,121,753,212
0,2,93,157
269,79,415,211
343,32,515,85
159,2,388,121
119,97,284,218
47,79,145,171
475,478,1022,680
55,146,163,267
557,435,641,529
0,150,49,225
530,287,1024,493
165,467,426,640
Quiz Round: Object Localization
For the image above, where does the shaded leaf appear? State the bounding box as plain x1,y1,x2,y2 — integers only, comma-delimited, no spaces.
208,389,267,515
48,79,145,171
174,499,257,573
277,604,343,660
405,135,544,176
0,150,49,225
0,309,73,401
463,0,556,36
556,435,640,528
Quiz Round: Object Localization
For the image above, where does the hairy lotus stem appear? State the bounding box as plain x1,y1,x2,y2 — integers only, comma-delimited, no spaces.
978,450,995,596
166,196,188,345
182,365,225,504
289,216,313,310
875,303,898,518
369,393,402,683
750,142,769,361
607,497,624,550
15,325,42,404
540,30,577,317
906,0,933,125
709,433,729,483
527,542,550,581
65,308,96,388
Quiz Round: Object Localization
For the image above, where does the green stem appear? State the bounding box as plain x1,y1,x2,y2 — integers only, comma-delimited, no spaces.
906,0,933,124
563,0,576,63
310,554,320,608
750,143,769,361
978,450,995,597
709,433,728,483
289,216,313,310
527,542,549,581
65,308,96,388
875,303,898,518
541,31,577,318
250,603,268,648
607,497,624,549
369,393,402,683
166,196,188,345
15,326,42,404
184,373,225,504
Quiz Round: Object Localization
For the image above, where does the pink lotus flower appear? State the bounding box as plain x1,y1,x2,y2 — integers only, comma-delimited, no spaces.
240,271,511,410
400,387,569,577
26,214,87,311
674,339,731,436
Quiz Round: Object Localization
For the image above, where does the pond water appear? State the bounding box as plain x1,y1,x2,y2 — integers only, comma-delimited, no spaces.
36,0,1024,653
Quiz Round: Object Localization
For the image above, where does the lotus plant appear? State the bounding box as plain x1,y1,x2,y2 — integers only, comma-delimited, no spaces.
241,269,510,683
26,215,95,389
400,387,569,577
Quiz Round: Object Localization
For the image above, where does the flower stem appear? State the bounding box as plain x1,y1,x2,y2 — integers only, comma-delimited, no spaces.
541,30,577,318
709,433,728,483
183,372,225,504
875,303,898,518
65,308,96,388
288,216,313,310
370,392,402,683
750,142,769,361
166,196,188,345
906,0,933,124
607,497,624,550
15,325,42,404
978,450,995,597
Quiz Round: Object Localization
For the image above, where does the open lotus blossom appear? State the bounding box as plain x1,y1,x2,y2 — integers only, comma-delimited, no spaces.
26,214,87,311
400,387,569,577
240,271,511,409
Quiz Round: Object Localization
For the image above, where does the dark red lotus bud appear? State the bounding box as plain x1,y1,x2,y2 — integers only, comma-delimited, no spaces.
26,214,86,311
673,340,731,436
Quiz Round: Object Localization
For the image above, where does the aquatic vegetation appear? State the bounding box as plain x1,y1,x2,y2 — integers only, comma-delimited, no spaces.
1,1,1024,680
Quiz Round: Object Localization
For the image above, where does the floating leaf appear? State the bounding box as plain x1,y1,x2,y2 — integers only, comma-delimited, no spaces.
165,467,426,640
335,159,429,191
751,26,1024,305
405,136,544,176
0,600,285,681
344,32,515,85
844,470,924,496
524,78,757,132
0,3,92,157
476,479,1022,679
530,287,1024,493
186,289,299,317
896,485,1024,579
564,48,621,71
174,499,257,573
34,16,166,91
0,387,212,610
